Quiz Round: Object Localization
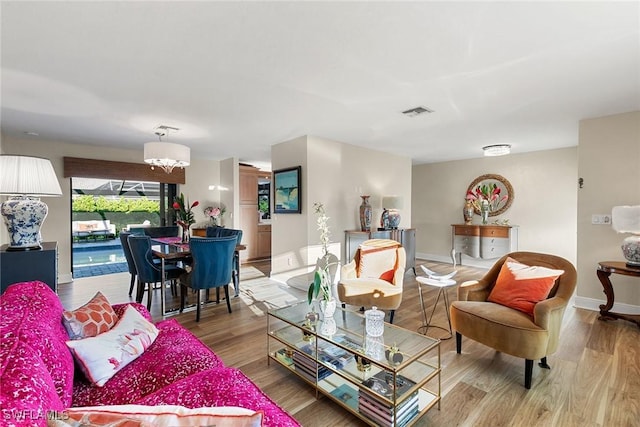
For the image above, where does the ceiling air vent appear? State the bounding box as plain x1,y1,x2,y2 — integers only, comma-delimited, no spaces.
402,106,434,117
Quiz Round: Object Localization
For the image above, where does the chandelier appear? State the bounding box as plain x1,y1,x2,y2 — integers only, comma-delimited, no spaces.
143,129,190,174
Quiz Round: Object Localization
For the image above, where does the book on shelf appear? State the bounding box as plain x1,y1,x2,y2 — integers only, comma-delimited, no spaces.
333,334,363,353
359,391,418,422
329,384,359,412
358,399,419,427
297,342,353,370
275,348,294,367
292,351,332,381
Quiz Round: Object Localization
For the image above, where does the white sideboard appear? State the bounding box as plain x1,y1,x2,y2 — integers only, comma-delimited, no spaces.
451,225,518,265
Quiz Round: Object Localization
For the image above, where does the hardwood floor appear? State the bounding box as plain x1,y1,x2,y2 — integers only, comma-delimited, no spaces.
58,260,640,427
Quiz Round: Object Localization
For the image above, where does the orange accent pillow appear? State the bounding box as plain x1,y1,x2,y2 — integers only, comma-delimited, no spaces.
62,292,118,340
487,257,564,317
379,269,395,283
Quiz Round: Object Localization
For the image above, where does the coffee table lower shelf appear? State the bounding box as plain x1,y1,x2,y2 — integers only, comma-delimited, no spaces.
268,350,440,427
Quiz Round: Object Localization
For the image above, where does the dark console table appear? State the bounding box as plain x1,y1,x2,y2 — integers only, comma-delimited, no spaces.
597,261,640,328
1,242,58,294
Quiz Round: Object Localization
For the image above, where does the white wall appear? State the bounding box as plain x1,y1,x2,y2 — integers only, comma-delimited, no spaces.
270,135,412,286
576,111,640,310
412,147,578,267
0,134,223,283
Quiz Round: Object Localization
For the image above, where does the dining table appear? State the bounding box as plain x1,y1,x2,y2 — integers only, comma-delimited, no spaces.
151,236,246,317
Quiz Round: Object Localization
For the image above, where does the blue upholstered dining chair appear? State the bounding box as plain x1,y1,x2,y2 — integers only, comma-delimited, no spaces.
206,226,243,296
127,235,184,310
119,231,137,297
179,236,236,322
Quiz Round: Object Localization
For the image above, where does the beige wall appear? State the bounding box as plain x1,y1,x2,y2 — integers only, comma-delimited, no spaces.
576,111,640,311
270,135,412,286
0,134,223,283
412,147,578,267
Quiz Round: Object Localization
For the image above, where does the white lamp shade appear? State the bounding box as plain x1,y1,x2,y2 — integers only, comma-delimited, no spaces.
382,196,404,209
612,205,640,234
0,155,62,196
144,142,190,170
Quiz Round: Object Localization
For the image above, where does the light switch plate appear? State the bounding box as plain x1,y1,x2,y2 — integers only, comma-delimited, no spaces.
592,214,612,225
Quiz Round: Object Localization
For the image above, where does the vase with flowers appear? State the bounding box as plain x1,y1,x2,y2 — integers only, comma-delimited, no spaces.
173,193,198,243
466,183,509,224
308,203,339,318
204,205,226,226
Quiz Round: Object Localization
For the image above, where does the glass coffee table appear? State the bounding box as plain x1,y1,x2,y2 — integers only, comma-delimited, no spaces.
267,301,441,426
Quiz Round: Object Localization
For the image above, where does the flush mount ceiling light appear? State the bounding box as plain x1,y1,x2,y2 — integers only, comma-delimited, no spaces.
143,126,190,174
483,144,512,157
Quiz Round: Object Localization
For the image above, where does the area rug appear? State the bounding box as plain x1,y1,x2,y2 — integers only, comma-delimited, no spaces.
238,266,304,315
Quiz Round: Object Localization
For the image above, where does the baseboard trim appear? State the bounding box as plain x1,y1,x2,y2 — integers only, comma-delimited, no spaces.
573,296,640,315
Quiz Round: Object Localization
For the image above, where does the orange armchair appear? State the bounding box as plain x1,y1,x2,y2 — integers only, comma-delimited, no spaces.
450,251,577,389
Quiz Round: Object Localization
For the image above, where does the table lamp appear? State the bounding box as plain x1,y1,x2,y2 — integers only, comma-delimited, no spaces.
611,205,640,267
0,155,62,251
381,196,404,230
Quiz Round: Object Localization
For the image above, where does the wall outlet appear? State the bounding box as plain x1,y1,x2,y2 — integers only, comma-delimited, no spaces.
592,214,612,225
287,257,292,266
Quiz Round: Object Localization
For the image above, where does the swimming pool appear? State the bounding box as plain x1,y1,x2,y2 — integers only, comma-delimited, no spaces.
73,243,125,267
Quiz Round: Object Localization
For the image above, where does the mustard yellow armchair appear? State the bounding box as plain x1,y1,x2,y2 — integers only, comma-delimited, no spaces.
338,239,406,323
450,251,577,389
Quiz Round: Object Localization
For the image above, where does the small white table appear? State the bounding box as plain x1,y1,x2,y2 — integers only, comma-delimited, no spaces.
417,276,457,340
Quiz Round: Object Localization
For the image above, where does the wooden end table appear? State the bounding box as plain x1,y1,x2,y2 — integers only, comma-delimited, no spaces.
597,261,640,328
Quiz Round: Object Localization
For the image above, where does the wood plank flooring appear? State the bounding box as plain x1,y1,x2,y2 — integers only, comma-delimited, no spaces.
58,260,640,427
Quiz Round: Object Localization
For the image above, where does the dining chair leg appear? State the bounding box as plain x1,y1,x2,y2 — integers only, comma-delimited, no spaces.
135,281,145,304
179,284,186,313
128,274,136,296
224,285,232,313
196,289,202,322
216,287,221,304
146,282,152,311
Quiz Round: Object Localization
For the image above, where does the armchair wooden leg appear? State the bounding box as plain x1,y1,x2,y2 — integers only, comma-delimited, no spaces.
539,357,551,370
456,332,462,354
224,285,232,313
525,359,533,389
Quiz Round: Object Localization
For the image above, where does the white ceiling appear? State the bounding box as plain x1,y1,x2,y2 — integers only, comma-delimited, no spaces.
2,1,639,168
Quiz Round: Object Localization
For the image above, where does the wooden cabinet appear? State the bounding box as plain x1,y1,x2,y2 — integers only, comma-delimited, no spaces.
239,164,259,204
257,224,272,259
344,229,416,273
1,242,58,293
451,225,518,264
240,204,259,261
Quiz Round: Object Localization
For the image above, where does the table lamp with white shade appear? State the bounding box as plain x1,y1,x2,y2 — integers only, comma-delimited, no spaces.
611,205,640,267
0,155,62,251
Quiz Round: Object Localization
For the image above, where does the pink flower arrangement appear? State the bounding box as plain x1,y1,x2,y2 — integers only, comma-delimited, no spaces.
204,205,226,225
173,193,198,229
466,183,508,213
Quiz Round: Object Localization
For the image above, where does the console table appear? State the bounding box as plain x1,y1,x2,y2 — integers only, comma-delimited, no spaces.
345,229,416,274
1,242,58,294
451,224,518,265
597,261,640,328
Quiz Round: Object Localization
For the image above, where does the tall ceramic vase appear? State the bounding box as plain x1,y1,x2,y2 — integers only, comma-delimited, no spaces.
359,195,372,231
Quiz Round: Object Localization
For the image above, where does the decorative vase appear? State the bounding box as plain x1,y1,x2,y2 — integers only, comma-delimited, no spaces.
359,195,372,231
182,225,191,243
621,235,640,267
480,200,490,225
320,318,337,336
319,298,337,318
463,200,474,225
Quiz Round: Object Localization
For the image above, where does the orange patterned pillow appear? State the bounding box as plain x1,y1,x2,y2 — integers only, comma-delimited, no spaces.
62,292,118,340
487,257,564,317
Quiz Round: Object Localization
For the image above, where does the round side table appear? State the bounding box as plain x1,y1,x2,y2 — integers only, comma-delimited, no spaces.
416,276,457,339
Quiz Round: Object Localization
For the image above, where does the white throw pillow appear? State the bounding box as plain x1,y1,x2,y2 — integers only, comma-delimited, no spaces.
66,305,159,387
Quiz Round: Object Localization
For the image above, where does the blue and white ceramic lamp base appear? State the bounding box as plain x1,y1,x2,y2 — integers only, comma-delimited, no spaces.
1,196,48,250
